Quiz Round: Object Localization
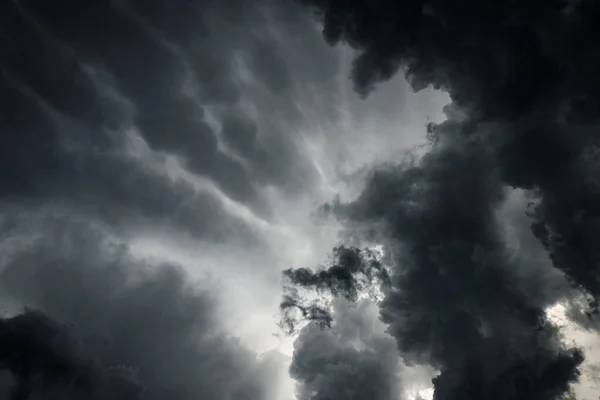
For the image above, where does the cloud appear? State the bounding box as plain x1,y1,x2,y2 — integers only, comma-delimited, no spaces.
0,309,144,400
281,0,600,397
280,245,390,334
282,140,584,398
292,0,600,309
3,1,435,398
8,0,593,398
283,140,585,399
289,300,402,400
0,0,346,245
0,214,283,400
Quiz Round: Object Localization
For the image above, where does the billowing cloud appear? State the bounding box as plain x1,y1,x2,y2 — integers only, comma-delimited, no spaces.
283,142,584,398
0,3,367,395
0,0,346,245
290,300,402,400
0,215,283,399
9,0,591,398
1,2,332,394
280,0,600,398
292,0,600,308
0,309,144,400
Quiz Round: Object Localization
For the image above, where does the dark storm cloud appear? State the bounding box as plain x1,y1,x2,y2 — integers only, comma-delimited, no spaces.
281,0,600,397
0,216,281,400
0,0,338,241
280,246,390,334
293,0,600,308
289,300,401,400
0,76,258,242
0,309,144,400
0,1,349,398
0,77,256,242
283,131,583,399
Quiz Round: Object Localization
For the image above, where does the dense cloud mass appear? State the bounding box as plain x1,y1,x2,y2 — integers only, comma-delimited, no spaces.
293,0,600,304
0,0,342,244
5,0,600,398
289,300,402,400
281,0,600,399
0,223,299,399
0,309,144,400
0,216,282,400
0,0,345,398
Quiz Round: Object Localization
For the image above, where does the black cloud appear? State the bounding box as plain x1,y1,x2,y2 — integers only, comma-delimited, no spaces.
281,0,600,398
0,309,143,400
289,300,401,400
293,0,600,308
0,0,338,243
280,246,390,334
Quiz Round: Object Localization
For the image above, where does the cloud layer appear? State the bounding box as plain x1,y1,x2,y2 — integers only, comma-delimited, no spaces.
0,0,349,398
5,0,591,398
0,215,286,399
292,0,600,304
281,0,600,399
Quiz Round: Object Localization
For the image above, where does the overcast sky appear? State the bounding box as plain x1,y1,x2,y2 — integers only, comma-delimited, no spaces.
1,1,600,400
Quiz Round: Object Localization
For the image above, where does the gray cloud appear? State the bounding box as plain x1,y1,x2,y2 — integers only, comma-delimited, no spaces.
283,125,584,399
8,0,587,398
291,0,600,313
280,246,391,334
0,0,343,244
0,1,369,398
290,300,401,400
0,215,283,400
0,309,144,400
279,0,600,398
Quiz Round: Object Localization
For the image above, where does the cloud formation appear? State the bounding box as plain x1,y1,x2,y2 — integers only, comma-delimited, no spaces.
281,0,600,398
0,215,282,400
280,246,391,334
1,1,343,397
290,300,401,400
293,0,600,306
0,0,344,245
0,309,143,400
4,0,441,398
7,0,598,397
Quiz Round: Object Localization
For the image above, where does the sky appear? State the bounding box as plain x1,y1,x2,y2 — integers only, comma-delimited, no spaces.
1,0,600,399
